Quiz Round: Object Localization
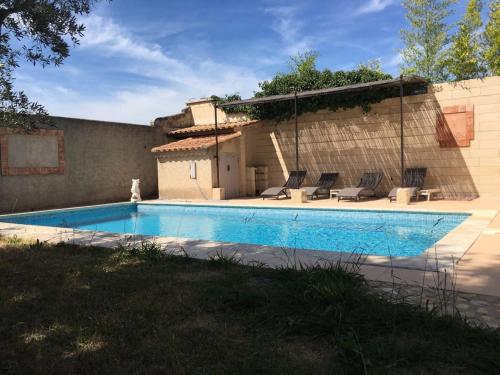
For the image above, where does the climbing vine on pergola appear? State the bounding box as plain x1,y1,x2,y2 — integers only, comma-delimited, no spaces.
212,65,426,121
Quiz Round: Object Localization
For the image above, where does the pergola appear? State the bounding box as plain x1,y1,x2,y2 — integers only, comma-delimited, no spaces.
212,75,428,189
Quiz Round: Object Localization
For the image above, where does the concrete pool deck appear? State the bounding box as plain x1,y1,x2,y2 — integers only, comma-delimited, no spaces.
1,196,499,297
1,196,500,327
149,196,500,298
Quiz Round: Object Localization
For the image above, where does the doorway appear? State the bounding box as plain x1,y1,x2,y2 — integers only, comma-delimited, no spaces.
219,153,240,199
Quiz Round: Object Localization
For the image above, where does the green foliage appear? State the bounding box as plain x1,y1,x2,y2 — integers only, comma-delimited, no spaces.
448,0,486,80
214,53,425,122
287,50,319,76
4,235,22,245
400,0,457,82
1,240,500,373
253,54,395,121
0,0,104,129
208,250,242,267
117,240,166,262
356,58,384,73
483,0,500,75
28,238,46,251
0,52,51,129
210,93,250,115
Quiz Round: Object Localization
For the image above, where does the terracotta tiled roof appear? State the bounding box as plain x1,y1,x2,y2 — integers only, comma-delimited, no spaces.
152,132,241,153
167,120,257,136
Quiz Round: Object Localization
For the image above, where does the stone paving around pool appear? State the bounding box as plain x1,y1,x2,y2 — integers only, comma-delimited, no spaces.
370,281,500,329
1,197,500,328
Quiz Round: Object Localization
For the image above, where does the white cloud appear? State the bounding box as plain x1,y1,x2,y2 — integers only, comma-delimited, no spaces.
80,15,186,69
356,0,395,15
46,85,182,124
386,52,402,68
17,15,263,124
265,5,311,55
22,64,261,124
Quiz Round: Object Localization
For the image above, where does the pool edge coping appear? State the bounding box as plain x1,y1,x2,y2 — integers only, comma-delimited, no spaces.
0,200,495,272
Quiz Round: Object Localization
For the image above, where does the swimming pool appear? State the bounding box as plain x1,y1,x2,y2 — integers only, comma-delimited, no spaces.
0,203,469,257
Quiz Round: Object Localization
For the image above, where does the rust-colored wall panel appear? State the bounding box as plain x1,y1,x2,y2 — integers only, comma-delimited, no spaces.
436,105,474,147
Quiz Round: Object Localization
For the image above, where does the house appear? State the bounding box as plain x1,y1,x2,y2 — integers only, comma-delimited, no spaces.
152,77,500,200
152,98,256,199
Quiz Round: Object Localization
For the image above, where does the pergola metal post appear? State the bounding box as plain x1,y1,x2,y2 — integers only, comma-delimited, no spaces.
217,76,428,188
399,75,405,187
214,103,220,188
294,92,299,172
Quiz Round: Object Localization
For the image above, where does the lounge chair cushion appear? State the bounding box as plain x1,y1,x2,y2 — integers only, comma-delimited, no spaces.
337,172,384,201
301,172,339,198
261,187,287,197
338,187,375,199
260,170,307,199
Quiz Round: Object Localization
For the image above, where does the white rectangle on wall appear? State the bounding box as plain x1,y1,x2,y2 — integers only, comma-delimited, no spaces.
189,161,196,179
8,134,59,168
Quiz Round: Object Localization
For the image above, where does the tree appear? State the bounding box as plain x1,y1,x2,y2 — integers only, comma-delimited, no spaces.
357,58,384,73
447,0,486,80
213,53,427,122
400,0,456,82
287,51,319,76
482,0,500,75
0,0,103,129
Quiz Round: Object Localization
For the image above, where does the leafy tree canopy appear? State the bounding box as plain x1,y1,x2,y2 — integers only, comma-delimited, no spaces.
400,0,457,83
0,0,103,129
213,53,425,122
448,0,486,81
482,0,500,75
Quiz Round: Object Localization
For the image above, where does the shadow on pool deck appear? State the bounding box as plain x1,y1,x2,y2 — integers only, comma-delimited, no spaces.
2,196,500,302
149,196,500,299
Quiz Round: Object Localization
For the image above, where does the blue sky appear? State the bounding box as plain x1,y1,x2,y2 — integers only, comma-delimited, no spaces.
16,0,470,124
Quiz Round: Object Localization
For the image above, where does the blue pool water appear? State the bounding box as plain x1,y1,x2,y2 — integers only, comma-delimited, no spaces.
0,203,469,257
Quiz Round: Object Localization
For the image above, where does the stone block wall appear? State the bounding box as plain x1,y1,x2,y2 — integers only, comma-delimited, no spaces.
0,117,165,213
244,77,500,199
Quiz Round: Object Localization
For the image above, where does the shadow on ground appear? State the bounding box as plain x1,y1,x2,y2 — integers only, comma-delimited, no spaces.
1,240,499,375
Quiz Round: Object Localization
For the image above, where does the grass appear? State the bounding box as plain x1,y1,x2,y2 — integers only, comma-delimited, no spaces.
0,238,499,374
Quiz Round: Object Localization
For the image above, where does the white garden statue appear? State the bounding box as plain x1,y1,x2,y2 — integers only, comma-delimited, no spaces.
130,179,142,202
